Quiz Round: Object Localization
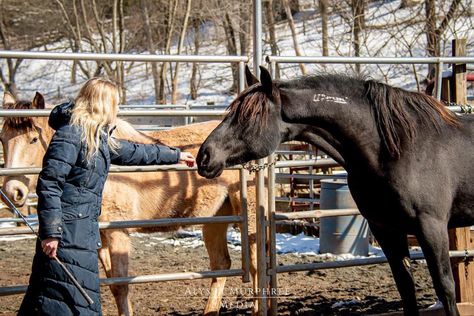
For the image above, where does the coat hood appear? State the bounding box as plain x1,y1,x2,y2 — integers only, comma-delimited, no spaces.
49,102,74,130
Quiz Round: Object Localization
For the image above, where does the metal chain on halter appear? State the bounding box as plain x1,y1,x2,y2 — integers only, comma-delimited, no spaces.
242,159,277,173
443,101,474,114
464,249,473,279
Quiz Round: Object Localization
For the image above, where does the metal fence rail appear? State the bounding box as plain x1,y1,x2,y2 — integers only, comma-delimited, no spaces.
0,158,338,176
275,250,474,274
0,216,243,236
266,55,474,101
0,50,249,63
266,56,474,64
0,269,244,296
0,109,226,117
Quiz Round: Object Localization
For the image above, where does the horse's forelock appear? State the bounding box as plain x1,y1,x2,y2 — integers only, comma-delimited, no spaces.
226,84,271,127
3,100,36,131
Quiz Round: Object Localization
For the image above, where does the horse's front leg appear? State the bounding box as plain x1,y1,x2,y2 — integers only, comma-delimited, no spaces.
98,232,112,278
416,215,460,316
203,222,231,316
108,230,134,316
370,224,419,316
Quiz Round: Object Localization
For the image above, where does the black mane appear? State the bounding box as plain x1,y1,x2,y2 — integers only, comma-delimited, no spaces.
365,79,458,158
279,74,458,158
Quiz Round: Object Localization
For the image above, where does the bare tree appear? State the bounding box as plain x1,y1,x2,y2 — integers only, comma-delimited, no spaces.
0,0,62,96
140,0,160,104
425,0,462,79
54,0,128,100
159,0,178,104
190,18,201,100
351,0,365,74
0,10,21,96
171,0,192,104
264,0,281,78
282,0,307,75
319,0,329,56
221,6,239,92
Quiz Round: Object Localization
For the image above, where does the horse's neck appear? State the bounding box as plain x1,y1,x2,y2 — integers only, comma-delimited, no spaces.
284,95,383,175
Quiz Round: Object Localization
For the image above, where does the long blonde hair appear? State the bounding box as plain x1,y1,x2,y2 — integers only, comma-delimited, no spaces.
70,77,120,162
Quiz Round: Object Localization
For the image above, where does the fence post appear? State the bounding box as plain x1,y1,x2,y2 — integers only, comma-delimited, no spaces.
447,38,474,304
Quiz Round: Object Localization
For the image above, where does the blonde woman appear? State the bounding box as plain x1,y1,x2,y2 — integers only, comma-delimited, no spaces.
18,78,194,316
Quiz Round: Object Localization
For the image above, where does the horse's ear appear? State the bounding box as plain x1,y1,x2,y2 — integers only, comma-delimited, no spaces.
32,92,45,109
245,65,259,87
3,91,16,106
259,66,273,96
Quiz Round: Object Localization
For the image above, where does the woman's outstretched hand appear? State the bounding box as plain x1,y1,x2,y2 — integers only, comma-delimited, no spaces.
179,152,195,167
42,237,59,258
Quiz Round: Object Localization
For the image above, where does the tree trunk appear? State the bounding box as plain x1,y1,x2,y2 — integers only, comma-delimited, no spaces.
351,0,365,74
159,0,178,104
319,0,329,56
140,0,160,104
111,0,126,103
264,0,281,78
425,0,461,79
0,3,21,97
239,1,251,57
282,0,307,75
171,0,192,104
425,0,437,58
222,11,239,93
190,19,200,100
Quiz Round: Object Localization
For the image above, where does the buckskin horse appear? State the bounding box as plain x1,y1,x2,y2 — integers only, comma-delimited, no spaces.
0,92,263,316
197,66,474,316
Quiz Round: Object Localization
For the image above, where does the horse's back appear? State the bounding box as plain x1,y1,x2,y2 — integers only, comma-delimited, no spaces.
101,120,239,224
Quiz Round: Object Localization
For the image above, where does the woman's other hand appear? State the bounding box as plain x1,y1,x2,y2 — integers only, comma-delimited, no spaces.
41,237,59,258
179,152,195,167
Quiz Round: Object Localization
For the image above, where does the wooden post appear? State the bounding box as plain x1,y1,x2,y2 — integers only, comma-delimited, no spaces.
448,38,474,304
452,39,467,105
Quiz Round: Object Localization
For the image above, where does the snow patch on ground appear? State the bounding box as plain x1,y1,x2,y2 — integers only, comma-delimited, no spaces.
131,228,385,260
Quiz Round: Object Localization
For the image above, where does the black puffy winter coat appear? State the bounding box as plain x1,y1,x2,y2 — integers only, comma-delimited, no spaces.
18,102,180,316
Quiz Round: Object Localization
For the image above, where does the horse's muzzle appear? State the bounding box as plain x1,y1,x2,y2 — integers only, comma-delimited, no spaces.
197,147,224,179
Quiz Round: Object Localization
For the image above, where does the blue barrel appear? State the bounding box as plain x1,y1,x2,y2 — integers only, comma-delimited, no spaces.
319,178,369,256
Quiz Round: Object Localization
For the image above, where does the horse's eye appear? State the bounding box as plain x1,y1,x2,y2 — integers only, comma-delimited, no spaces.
30,137,39,144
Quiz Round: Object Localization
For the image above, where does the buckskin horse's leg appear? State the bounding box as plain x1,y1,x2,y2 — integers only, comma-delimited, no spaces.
203,222,231,316
369,224,419,316
416,215,460,316
98,232,112,278
108,230,134,316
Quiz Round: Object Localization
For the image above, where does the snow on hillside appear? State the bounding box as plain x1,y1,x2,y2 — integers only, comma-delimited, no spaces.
1,0,473,106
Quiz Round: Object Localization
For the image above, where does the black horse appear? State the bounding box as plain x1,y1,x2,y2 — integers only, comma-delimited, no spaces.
197,66,474,316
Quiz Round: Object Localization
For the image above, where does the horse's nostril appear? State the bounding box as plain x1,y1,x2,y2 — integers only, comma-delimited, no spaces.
201,149,210,167
16,190,24,201
12,188,27,204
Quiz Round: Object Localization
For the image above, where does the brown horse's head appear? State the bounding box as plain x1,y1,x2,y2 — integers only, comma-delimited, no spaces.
1,92,53,207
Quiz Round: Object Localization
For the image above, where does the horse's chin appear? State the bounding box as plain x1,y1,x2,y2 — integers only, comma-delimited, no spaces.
197,163,224,179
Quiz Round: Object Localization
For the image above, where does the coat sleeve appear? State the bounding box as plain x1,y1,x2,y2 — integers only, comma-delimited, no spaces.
36,125,81,240
110,139,181,166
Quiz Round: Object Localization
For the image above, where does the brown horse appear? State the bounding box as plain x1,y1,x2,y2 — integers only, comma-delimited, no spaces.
0,92,260,316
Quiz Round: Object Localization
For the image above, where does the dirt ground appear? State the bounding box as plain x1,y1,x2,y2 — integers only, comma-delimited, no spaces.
0,232,437,316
